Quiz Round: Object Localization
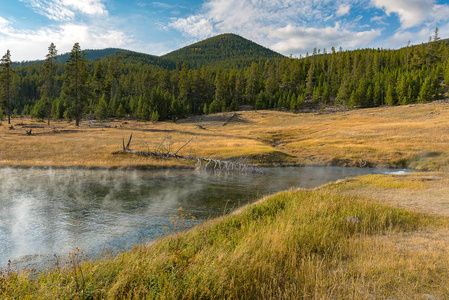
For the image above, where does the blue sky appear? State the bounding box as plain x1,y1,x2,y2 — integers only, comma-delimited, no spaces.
1,0,449,61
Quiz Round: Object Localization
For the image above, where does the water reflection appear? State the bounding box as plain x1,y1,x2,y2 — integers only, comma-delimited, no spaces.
0,166,410,268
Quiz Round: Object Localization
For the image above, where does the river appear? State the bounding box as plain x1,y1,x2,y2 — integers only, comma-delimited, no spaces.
0,166,410,270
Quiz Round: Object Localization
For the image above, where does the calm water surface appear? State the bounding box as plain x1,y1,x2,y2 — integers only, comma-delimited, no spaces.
0,167,410,268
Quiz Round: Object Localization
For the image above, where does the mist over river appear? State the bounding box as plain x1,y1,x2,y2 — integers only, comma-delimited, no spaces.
0,167,410,269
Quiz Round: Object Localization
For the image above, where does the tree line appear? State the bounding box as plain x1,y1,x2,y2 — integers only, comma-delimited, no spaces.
1,28,448,126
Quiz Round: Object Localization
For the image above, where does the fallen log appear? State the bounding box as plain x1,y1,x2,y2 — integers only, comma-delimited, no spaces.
111,134,262,173
222,113,237,126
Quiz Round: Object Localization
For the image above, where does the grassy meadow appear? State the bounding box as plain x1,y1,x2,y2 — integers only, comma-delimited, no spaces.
1,100,449,170
1,102,449,298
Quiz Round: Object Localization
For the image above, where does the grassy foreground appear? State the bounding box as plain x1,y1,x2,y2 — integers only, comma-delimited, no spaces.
1,173,449,299
1,101,449,170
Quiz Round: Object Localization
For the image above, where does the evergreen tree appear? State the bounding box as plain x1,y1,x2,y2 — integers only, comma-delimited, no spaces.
116,103,126,118
0,50,13,124
297,93,305,108
51,97,65,120
150,110,159,123
62,43,90,126
419,77,433,102
43,43,58,125
385,84,396,106
95,95,109,120
31,97,47,120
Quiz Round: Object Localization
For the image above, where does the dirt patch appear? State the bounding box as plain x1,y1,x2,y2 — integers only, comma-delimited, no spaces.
322,172,449,217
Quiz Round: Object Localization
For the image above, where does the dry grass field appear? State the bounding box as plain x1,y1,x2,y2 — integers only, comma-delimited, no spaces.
1,100,449,170
2,102,449,298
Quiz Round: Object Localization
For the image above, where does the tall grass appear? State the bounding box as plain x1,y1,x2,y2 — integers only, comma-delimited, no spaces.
2,189,447,299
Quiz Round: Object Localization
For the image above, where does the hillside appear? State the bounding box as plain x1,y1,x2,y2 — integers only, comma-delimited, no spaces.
5,32,449,122
13,48,128,66
163,33,284,68
13,34,283,69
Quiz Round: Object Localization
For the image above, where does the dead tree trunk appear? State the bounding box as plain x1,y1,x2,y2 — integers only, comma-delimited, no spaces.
111,134,262,173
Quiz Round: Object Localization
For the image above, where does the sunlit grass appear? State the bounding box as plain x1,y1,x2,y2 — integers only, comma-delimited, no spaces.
2,101,449,170
2,184,448,299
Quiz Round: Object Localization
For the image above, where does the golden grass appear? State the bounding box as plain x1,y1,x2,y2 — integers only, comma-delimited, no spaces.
1,101,449,170
2,103,449,298
2,183,449,299
322,172,449,217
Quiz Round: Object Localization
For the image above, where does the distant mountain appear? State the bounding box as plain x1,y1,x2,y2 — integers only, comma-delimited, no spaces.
13,48,128,67
113,50,176,69
13,34,284,69
162,33,284,68
57,48,127,63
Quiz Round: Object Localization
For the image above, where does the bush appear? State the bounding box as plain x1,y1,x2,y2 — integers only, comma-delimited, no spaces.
150,110,159,123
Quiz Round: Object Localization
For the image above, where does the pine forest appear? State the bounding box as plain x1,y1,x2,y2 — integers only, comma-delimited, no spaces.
1,31,448,125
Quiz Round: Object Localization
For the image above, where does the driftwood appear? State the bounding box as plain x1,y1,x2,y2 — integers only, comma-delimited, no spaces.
222,113,237,126
112,133,262,173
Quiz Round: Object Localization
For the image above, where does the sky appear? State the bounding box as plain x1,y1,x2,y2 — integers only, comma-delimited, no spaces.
1,0,449,62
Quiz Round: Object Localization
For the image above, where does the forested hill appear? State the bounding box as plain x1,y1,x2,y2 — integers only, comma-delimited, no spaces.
14,48,129,66
12,34,282,69
162,33,284,68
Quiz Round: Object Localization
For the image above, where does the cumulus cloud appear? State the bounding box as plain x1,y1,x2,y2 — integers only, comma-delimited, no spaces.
371,0,449,29
20,0,107,21
0,17,130,61
170,15,214,39
336,4,351,16
169,0,380,56
271,23,381,54
0,0,132,61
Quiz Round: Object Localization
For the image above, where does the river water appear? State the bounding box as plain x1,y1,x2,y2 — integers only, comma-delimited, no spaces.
0,167,410,269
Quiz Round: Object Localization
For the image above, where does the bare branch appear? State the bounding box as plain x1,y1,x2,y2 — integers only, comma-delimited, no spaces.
125,133,133,149
174,136,194,156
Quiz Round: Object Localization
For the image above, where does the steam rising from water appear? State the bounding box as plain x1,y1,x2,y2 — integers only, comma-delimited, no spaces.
0,167,411,269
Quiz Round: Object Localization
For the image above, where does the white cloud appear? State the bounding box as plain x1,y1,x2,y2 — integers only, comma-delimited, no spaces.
371,0,449,29
336,4,351,16
0,20,130,61
0,16,10,29
61,0,107,16
170,15,214,39
169,0,380,56
271,23,381,54
170,0,346,39
20,0,107,21
370,15,387,25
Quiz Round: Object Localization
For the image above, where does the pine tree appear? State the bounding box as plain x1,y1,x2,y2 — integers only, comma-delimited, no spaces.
43,43,58,125
322,84,330,105
419,77,433,102
31,97,47,120
385,84,396,106
51,97,65,120
297,93,305,108
95,95,109,121
0,50,13,124
116,103,126,118
62,43,90,126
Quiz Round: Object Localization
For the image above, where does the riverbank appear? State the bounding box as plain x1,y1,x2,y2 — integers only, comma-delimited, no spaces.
1,172,449,298
1,101,449,170
2,103,449,297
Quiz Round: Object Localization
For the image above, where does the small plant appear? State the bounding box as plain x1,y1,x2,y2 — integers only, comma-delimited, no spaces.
169,206,196,235
67,248,88,297
150,110,159,123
